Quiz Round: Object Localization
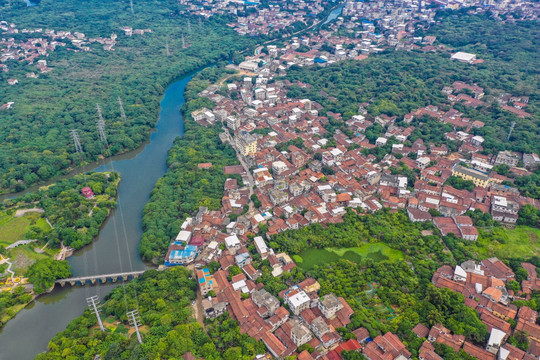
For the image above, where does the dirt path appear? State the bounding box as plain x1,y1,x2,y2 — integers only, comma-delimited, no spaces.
14,208,44,217
188,267,205,328
218,70,258,86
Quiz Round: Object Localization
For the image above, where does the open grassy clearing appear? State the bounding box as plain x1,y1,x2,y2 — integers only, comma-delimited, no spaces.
471,225,540,260
0,211,51,247
296,243,404,272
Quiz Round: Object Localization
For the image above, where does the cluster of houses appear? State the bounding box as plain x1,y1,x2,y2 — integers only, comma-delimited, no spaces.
189,44,539,247
178,0,330,36
155,3,540,358
193,229,422,360
164,59,540,358
432,259,540,359
0,21,153,88
178,0,538,50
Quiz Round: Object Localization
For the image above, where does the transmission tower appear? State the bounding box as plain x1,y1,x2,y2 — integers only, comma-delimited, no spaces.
70,129,83,154
86,295,105,332
127,309,143,344
507,121,516,142
118,97,127,122
96,103,104,123
96,120,108,146
96,104,108,146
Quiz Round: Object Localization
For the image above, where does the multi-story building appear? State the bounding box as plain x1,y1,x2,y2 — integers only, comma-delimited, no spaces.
318,293,344,319
252,289,280,317
291,322,313,346
452,165,491,188
236,132,258,156
227,116,240,130
197,268,217,296
495,151,520,167
286,290,311,315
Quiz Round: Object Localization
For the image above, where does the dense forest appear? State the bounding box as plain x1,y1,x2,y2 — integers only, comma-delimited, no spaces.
285,15,539,156
35,267,265,360
3,172,120,250
140,68,241,263
0,0,256,194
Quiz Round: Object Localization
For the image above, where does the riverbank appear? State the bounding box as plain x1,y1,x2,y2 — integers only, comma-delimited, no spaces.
0,60,242,202
0,67,202,360
140,67,242,263
0,172,121,329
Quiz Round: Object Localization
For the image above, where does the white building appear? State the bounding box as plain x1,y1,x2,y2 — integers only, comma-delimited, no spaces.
225,235,241,255
175,230,192,243
451,52,476,64
254,236,270,259
287,291,311,315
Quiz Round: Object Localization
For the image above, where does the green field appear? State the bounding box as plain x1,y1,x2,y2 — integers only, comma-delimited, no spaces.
296,243,404,271
0,211,55,275
0,214,30,246
0,212,51,247
471,226,540,260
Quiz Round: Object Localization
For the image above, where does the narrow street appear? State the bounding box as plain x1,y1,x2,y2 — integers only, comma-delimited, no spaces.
222,126,256,211
188,266,205,328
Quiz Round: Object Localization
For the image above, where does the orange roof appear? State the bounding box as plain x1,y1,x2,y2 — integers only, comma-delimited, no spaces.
483,287,503,302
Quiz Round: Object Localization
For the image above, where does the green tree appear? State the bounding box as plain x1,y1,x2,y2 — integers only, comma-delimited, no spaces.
26,259,71,294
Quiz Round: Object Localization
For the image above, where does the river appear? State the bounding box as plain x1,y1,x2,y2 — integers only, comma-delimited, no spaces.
0,73,195,360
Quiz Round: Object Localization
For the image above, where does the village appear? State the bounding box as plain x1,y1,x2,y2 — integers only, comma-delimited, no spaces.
179,0,539,39
0,20,151,89
157,26,540,359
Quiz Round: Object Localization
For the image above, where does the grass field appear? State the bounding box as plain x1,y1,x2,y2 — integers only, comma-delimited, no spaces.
0,214,30,246
10,246,53,275
472,225,540,260
0,211,55,275
0,211,51,247
296,243,404,272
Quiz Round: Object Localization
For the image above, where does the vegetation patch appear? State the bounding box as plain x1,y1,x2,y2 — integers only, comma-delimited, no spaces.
36,267,265,360
140,68,242,263
298,243,403,271
0,214,33,246
470,226,540,260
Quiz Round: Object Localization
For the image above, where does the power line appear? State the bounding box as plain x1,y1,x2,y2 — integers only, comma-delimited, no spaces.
166,38,171,56
130,0,134,15
127,309,143,344
70,129,83,154
182,33,186,49
118,97,127,122
96,104,108,146
86,295,105,332
187,19,192,34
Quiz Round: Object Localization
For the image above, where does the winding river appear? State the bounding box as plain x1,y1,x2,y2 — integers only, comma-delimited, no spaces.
0,73,196,360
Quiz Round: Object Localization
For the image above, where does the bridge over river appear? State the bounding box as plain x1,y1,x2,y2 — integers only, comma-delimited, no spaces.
55,270,147,287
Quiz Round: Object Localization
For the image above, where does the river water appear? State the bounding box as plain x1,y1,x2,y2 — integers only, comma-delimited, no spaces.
0,73,195,360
